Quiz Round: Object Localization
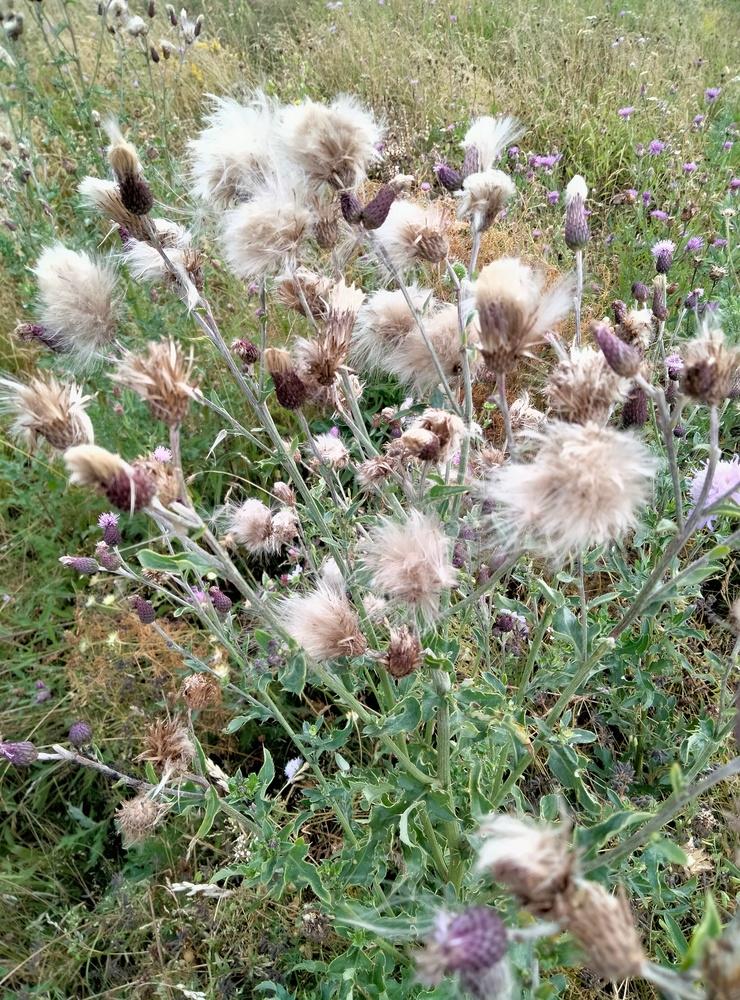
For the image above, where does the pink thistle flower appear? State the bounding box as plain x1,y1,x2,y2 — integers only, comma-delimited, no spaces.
689,456,740,527
153,445,172,462
648,139,666,155
704,87,721,102
618,106,635,118
683,162,698,173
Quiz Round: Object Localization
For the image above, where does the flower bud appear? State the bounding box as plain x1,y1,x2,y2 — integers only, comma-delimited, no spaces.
621,386,649,428
339,190,362,224
130,595,155,624
208,586,232,614
435,162,463,192
69,721,93,747
592,321,641,378
95,541,122,571
564,175,589,250
631,281,649,303
360,184,396,230
461,144,481,179
556,880,645,982
0,740,38,766
652,277,668,322
60,556,100,575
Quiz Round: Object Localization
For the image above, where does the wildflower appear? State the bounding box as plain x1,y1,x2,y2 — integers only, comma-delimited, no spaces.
153,445,172,462
592,320,642,378
651,239,676,274
284,756,303,781
115,794,163,847
648,139,666,155
435,161,463,192
0,372,94,451
221,181,313,279
65,445,157,513
296,279,365,390
476,815,573,916
618,106,635,118
272,481,296,506
280,95,382,191
95,541,121,571
35,681,51,704
705,87,721,102
531,152,562,172
103,118,153,216
475,257,574,373
189,93,283,206
137,718,195,774
564,175,589,250
362,511,457,621
382,625,423,678
509,390,546,435
263,348,308,410
280,582,367,661
415,907,509,990
32,244,119,366
555,880,645,981
483,421,656,561
546,345,628,424
681,325,740,406
130,595,156,624
98,511,121,546
112,339,195,426
689,456,740,527
456,169,516,233
356,454,402,489
374,200,450,270
547,190,560,205
686,235,704,253
208,587,232,614
0,739,38,766
650,209,669,221
665,354,684,380
60,555,100,575
125,15,148,37
683,161,698,173
69,721,93,747
693,114,706,128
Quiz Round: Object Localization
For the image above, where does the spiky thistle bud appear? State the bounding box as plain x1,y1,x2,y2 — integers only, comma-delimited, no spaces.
98,511,121,546
435,162,463,192
339,190,363,224
651,277,668,322
65,445,157,513
673,423,686,438
415,907,509,988
621,385,649,428
264,348,307,410
194,14,204,36
232,338,260,366
461,144,481,179
130,595,155,624
592,320,641,378
360,184,396,230
631,281,649,303
612,299,627,324
208,586,232,615
60,555,100,575
382,625,423,678
69,721,93,747
0,740,38,766
149,45,160,63
564,175,589,250
147,0,156,16
95,541,122,571
181,673,221,710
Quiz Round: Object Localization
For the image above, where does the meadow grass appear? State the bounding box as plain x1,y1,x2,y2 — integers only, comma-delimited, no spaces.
0,0,738,997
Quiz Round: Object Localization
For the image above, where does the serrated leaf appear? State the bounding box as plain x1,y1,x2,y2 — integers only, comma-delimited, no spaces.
364,697,421,737
136,548,214,575
280,654,307,695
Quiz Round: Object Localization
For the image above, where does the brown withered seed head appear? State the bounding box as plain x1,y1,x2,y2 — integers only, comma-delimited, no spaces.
115,794,164,847
681,325,740,407
545,346,628,426
276,269,333,321
136,718,195,774
617,308,654,351
272,481,296,506
181,673,221,710
396,427,442,462
356,454,402,489
555,880,645,982
112,338,195,426
704,918,740,1000
383,625,423,678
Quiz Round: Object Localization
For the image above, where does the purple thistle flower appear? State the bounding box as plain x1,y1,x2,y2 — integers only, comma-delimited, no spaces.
98,511,121,546
208,586,232,615
704,87,721,102
713,238,728,248
0,740,38,766
648,139,666,155
650,209,669,221
284,756,303,781
35,680,51,704
618,106,635,118
420,181,431,192
547,190,560,205
507,146,519,158
665,353,684,380
416,907,509,987
642,190,651,206
683,161,698,173
723,141,733,151
434,162,463,192
651,238,676,273
730,178,740,193
69,721,93,747
531,152,562,172
153,445,172,463
689,456,740,527
693,114,706,128
686,235,704,253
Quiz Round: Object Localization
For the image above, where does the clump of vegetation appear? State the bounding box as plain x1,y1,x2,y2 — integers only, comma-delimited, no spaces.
0,1,738,998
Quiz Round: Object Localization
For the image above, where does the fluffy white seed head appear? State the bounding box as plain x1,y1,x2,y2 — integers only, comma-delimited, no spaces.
387,303,470,392
33,244,120,366
309,432,350,469
483,421,657,562
221,180,313,279
545,346,628,425
463,115,524,171
351,285,433,374
374,200,450,271
280,94,383,192
456,169,516,233
565,174,588,205
64,444,132,488
0,372,94,451
280,582,367,661
361,510,458,621
224,498,275,554
188,93,284,206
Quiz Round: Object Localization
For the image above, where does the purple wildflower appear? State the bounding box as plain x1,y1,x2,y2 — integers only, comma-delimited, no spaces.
642,190,651,206
416,907,509,988
683,162,698,173
713,238,728,248
648,139,666,155
35,680,51,704
651,209,669,221
507,146,519,158
69,721,93,747
618,106,635,118
723,141,733,151
547,190,560,205
665,354,684,380
686,235,704,252
689,456,740,527
651,239,676,273
420,181,431,192
153,445,172,462
730,178,740,192
693,114,706,127
0,740,38,766
704,87,721,102
98,511,121,546
531,152,562,172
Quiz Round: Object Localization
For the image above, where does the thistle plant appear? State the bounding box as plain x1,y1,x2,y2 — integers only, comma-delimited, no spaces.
2,84,739,1000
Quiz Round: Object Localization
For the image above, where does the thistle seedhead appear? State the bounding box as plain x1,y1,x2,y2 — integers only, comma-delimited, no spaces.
555,880,645,982
137,718,195,774
115,794,163,847
181,673,221,710
382,625,423,678
264,348,307,410
682,325,740,407
112,338,195,426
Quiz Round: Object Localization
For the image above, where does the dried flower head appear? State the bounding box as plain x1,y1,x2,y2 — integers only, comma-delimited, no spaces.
276,268,334,321
137,718,195,773
263,348,308,410
296,279,365,388
356,453,403,489
0,372,94,451
555,880,645,982
362,511,457,621
382,625,423,678
484,421,656,561
222,181,313,279
617,307,654,351
681,324,740,406
476,815,573,916
224,497,297,554
400,408,466,464
189,93,282,206
375,200,450,270
115,794,164,847
456,169,516,233
475,258,574,373
272,481,296,506
389,303,471,392
33,244,119,366
134,453,181,507
280,95,382,191
112,338,195,426
415,907,509,988
65,444,157,512
351,285,433,374
545,346,628,424
281,582,367,661
103,118,153,216
121,223,203,306
181,673,221,710
462,115,524,173
79,176,153,241
308,431,350,469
